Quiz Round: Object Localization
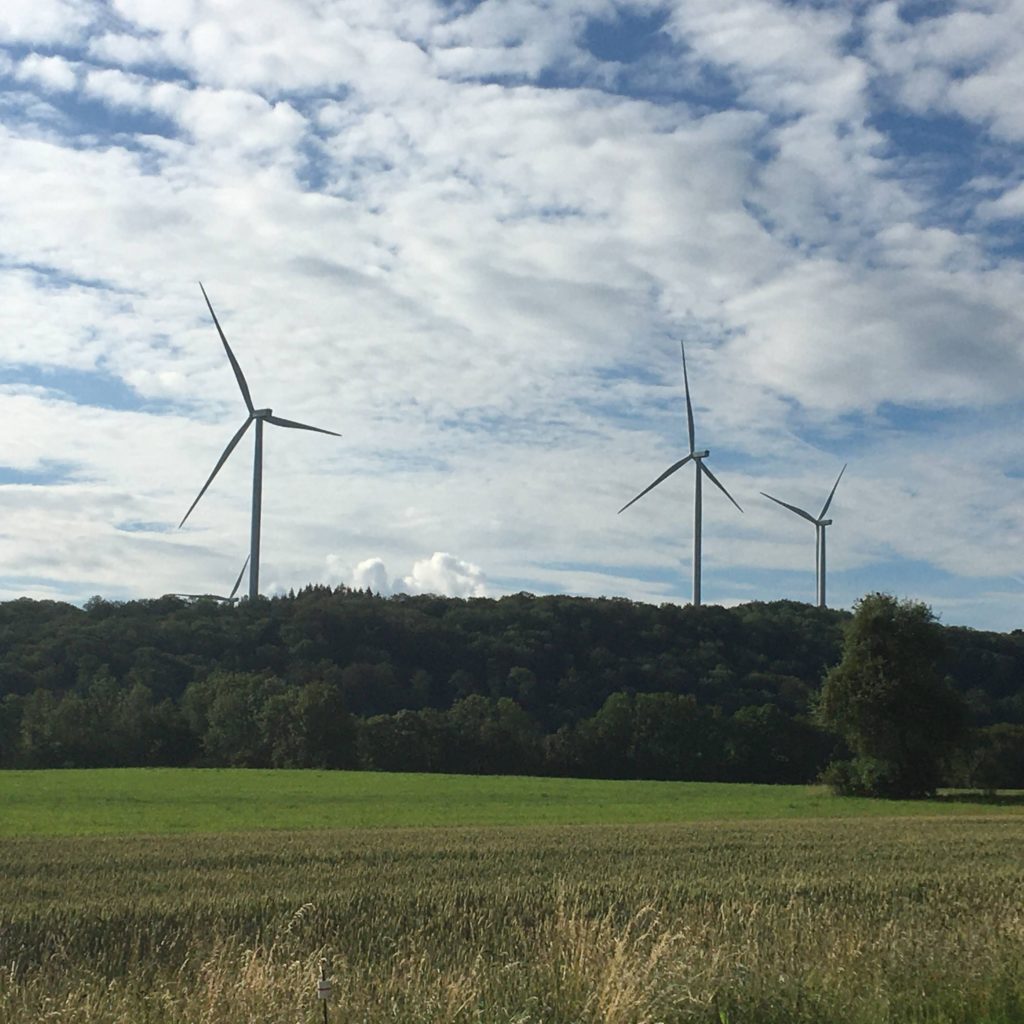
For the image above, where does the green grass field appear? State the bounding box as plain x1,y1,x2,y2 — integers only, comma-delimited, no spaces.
4,771,1024,1023
2,768,1022,835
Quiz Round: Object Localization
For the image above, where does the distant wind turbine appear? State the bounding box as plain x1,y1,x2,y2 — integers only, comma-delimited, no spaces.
180,283,340,600
175,557,251,605
618,341,743,607
761,464,846,609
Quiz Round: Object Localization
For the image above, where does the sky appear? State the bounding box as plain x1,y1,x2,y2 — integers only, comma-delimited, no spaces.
0,0,1022,632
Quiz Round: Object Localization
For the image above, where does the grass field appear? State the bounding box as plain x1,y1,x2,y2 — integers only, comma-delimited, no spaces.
2,768,1023,835
2,771,1023,1023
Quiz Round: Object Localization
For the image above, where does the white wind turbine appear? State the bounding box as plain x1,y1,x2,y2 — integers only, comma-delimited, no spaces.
761,464,846,609
618,341,743,607
180,283,340,600
174,557,250,605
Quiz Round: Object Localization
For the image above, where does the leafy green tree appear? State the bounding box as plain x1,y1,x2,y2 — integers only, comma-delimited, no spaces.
630,692,722,780
0,694,23,767
339,662,402,716
182,671,286,766
443,695,541,775
358,709,447,772
817,594,967,798
952,724,1024,791
261,681,357,769
485,697,542,775
17,688,75,766
727,704,832,784
574,692,635,778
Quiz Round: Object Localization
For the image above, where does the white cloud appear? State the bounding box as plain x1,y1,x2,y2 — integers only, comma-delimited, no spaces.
722,259,1024,413
87,31,167,67
81,69,308,157
333,553,488,598
668,0,862,117
349,556,391,595
977,180,1024,220
99,0,436,95
0,0,98,44
15,54,78,92
865,1,1024,140
950,53,1024,141
431,0,594,81
400,552,488,597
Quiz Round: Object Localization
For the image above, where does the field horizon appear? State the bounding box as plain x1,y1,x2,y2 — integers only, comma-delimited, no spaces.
2,767,1023,836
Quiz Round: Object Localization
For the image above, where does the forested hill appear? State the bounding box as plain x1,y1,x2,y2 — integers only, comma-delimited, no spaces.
1,588,1022,782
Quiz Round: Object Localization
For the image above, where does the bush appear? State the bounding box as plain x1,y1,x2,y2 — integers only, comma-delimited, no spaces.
821,757,903,798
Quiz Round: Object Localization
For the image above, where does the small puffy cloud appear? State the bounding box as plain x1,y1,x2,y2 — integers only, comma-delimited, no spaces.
16,54,78,92
400,552,488,598
977,181,1024,221
351,556,391,595
331,552,488,598
83,67,151,109
87,32,167,67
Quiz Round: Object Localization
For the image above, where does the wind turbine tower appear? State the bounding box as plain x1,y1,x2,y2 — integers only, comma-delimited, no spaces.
618,341,743,607
761,464,846,608
180,283,340,600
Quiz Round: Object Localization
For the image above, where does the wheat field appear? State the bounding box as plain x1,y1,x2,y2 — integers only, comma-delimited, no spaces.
2,816,1023,1023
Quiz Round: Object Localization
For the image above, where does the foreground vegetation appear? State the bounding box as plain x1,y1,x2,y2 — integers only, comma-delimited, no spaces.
3,817,1023,1023
3,768,1024,836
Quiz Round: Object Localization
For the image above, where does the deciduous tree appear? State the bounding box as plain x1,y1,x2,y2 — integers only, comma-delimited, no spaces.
817,594,966,798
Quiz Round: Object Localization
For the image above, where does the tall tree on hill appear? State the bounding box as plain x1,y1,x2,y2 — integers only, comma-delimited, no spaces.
817,593,967,798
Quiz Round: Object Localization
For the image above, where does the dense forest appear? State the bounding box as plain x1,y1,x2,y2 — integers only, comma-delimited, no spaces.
1,587,1022,786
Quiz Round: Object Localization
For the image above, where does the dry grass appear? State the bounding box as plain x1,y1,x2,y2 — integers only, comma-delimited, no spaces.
2,818,1023,1023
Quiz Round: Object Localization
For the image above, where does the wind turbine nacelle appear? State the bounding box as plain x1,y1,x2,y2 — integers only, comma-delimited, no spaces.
254,408,273,418
693,449,710,459
819,519,833,526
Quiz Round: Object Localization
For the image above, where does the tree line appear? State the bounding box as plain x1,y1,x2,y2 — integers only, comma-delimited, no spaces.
0,587,1021,790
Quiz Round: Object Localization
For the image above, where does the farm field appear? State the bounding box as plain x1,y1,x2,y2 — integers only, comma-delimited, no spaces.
3,814,1024,1023
2,768,1024,835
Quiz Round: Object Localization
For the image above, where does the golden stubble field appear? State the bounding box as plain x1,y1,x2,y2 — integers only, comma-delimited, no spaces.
2,816,1023,1024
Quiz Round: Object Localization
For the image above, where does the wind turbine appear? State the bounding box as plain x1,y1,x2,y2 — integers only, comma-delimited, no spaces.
618,341,743,607
761,464,846,609
180,283,339,600
174,557,251,605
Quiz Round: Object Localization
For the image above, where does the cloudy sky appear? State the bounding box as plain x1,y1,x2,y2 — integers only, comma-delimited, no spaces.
1,0,1022,631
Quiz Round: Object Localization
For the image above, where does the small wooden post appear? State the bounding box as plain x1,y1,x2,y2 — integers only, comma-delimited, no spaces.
317,957,331,1024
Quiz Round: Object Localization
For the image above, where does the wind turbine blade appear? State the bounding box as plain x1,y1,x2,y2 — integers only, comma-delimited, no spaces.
700,462,743,512
680,340,696,453
179,417,253,528
265,414,341,437
819,463,847,519
199,282,255,414
761,491,816,524
618,455,693,514
229,556,251,601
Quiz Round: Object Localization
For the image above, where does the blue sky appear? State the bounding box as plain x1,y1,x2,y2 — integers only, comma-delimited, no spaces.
0,0,1022,631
